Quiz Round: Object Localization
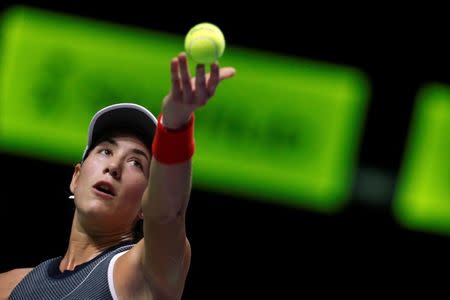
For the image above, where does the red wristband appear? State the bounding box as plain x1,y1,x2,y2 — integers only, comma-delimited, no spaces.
152,114,195,164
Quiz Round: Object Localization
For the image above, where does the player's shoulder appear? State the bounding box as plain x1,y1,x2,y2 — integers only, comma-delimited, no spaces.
0,268,33,299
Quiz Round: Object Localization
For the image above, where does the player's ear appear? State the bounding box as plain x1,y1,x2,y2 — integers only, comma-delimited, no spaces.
70,163,82,194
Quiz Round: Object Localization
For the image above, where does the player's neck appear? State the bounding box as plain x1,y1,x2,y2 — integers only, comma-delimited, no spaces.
60,216,133,272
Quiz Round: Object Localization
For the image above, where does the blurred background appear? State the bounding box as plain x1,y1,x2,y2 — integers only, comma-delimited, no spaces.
0,2,449,297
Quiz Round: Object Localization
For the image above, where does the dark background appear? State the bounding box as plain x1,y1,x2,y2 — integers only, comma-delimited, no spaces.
1,2,449,297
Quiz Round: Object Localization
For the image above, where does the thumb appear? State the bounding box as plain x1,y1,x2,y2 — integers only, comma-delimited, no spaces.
219,67,236,81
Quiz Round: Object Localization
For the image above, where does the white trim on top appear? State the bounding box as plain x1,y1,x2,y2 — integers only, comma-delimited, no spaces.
107,250,128,300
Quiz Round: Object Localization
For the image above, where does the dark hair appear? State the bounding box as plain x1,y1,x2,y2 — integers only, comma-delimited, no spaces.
133,219,144,242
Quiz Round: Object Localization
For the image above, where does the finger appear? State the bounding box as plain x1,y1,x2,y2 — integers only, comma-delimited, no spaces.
219,67,236,80
178,53,193,101
207,63,220,97
195,64,208,105
170,57,182,96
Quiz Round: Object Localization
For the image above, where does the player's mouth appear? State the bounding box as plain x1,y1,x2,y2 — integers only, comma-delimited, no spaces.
93,181,116,198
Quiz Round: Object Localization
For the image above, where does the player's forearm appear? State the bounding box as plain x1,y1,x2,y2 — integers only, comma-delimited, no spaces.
142,158,192,222
141,110,195,222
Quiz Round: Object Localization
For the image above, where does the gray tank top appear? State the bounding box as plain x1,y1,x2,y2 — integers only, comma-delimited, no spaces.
10,242,133,300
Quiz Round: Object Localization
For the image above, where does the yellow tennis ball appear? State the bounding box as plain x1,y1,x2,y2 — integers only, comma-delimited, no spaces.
184,22,225,64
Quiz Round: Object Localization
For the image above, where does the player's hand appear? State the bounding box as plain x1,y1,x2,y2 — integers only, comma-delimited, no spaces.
161,52,235,129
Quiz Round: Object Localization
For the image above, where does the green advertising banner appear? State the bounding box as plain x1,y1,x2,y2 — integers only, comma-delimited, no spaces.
0,6,370,212
393,84,450,235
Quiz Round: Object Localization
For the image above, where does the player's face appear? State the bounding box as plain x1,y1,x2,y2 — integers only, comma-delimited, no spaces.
70,133,151,233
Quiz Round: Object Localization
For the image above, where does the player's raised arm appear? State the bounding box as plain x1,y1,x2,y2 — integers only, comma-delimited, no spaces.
117,23,235,300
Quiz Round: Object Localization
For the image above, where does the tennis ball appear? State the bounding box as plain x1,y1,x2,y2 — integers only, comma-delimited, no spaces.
184,22,225,64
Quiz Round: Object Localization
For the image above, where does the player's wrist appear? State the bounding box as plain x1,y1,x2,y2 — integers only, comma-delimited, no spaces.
161,114,193,131
152,113,195,164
